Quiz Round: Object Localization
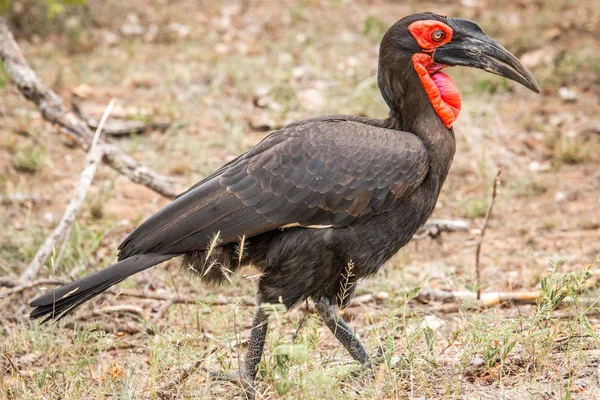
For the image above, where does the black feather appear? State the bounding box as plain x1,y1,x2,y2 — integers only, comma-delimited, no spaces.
30,253,174,322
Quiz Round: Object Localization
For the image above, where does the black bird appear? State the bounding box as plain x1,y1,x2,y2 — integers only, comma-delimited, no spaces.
30,12,538,391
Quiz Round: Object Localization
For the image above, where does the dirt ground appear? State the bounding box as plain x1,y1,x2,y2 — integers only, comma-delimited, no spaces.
1,0,599,399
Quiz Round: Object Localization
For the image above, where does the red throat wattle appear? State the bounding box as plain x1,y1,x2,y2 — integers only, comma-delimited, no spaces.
412,53,461,129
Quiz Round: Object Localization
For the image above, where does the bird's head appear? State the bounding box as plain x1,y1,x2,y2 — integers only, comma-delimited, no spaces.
378,12,539,129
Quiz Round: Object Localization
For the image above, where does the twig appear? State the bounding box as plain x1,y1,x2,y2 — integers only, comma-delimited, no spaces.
0,17,178,199
19,99,116,283
72,101,181,137
290,299,310,342
157,360,204,393
92,304,148,320
0,275,255,307
0,193,50,205
0,278,66,298
0,353,20,376
413,219,471,240
475,169,502,300
415,277,600,311
62,319,151,335
109,288,255,307
153,299,174,321
416,288,538,308
0,277,20,288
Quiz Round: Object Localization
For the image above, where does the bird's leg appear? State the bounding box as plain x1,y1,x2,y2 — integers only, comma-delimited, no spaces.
210,298,269,394
313,296,370,367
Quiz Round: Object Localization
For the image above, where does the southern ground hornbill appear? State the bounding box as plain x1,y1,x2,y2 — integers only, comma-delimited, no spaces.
30,12,538,392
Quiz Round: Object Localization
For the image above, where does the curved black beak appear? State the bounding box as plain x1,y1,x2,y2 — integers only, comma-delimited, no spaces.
433,18,540,93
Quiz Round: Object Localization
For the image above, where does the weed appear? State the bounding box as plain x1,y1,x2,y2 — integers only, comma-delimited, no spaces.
462,198,488,219
11,144,49,173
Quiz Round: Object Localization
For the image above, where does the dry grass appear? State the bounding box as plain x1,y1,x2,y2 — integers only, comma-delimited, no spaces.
1,0,600,398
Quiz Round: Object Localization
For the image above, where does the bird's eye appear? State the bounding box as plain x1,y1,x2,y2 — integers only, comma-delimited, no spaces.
431,30,445,42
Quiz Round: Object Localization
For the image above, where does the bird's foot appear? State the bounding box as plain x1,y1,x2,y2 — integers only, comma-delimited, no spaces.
350,347,386,378
209,370,256,398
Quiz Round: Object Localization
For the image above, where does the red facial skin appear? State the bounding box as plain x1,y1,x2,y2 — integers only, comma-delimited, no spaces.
408,20,461,129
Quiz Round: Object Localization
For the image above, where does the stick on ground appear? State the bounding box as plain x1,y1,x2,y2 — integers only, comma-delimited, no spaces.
0,17,178,199
475,169,502,300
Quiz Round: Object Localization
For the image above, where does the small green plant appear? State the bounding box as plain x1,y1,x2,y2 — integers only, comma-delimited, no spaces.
11,144,49,173
462,198,488,219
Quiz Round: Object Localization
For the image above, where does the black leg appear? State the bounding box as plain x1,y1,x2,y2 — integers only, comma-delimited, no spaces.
241,301,269,382
211,295,269,397
313,296,370,366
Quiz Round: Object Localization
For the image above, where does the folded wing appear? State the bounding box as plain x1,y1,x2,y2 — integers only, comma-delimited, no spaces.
117,117,429,260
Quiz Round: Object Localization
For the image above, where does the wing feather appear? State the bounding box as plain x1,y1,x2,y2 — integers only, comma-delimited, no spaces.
117,116,429,259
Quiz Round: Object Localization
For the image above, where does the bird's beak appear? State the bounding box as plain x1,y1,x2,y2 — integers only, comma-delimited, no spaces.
432,24,540,93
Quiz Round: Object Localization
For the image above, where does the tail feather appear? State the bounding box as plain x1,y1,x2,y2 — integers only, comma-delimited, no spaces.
29,253,175,322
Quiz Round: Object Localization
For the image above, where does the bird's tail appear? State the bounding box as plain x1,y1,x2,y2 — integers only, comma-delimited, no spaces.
29,253,174,323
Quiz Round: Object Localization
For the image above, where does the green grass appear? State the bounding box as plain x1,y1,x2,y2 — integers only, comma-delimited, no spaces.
10,144,49,174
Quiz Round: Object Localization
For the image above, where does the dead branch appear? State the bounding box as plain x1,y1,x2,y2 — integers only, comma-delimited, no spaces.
416,270,600,311
0,17,178,199
414,219,471,240
0,278,66,297
417,288,539,308
19,99,116,282
0,277,19,288
0,274,255,307
92,304,148,320
71,103,180,137
0,193,50,205
72,102,181,137
110,288,255,307
476,169,502,300
62,318,152,335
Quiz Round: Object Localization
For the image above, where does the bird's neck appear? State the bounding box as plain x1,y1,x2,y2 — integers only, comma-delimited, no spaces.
378,65,456,183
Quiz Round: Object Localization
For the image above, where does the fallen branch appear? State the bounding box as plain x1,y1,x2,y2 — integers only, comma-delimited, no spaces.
414,219,471,240
476,169,502,299
72,102,181,137
0,278,66,298
62,318,152,335
0,193,50,205
416,288,539,308
0,277,19,288
0,275,255,307
110,288,255,307
0,17,178,199
416,270,600,310
19,99,116,282
92,304,148,320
